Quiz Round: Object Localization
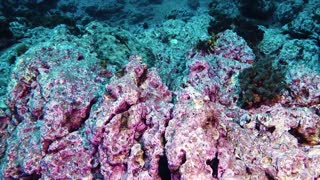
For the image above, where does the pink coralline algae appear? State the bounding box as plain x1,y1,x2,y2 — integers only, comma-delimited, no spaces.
163,30,320,179
1,120,42,178
85,55,173,179
1,35,106,178
165,87,222,179
231,105,320,178
165,52,251,179
6,44,105,150
213,30,255,64
0,109,12,157
281,66,320,107
186,55,251,107
164,52,320,178
41,132,94,179
1,29,320,179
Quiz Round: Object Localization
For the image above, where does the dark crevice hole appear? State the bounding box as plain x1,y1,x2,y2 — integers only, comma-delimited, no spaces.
265,171,275,180
180,150,187,165
266,126,276,133
255,120,262,131
19,172,41,180
314,107,320,117
158,154,171,180
84,97,98,120
69,97,99,133
246,166,252,175
92,169,104,180
137,68,148,87
91,152,104,179
288,127,308,144
255,121,276,134
206,152,219,178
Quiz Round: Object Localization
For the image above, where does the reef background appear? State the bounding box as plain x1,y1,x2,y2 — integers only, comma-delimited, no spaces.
0,0,320,179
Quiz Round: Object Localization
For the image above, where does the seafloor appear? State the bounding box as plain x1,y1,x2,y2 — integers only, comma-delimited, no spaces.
0,0,319,179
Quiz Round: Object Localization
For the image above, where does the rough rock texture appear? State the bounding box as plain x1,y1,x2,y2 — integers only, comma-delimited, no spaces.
282,66,320,107
0,25,106,178
0,43,29,109
224,104,320,179
163,29,320,179
1,18,320,179
164,32,255,178
286,0,320,39
41,132,94,179
213,30,255,64
277,39,319,71
273,0,304,24
258,28,288,55
85,55,173,179
0,109,12,157
209,0,240,19
165,87,221,179
84,21,155,75
136,14,212,90
1,50,173,178
1,120,43,178
0,60,10,107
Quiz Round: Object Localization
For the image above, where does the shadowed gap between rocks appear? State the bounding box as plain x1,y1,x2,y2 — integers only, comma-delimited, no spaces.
206,152,219,178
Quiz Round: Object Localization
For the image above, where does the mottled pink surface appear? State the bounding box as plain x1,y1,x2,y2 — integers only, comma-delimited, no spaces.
1,30,320,179
85,55,172,179
281,66,320,107
164,52,320,179
165,88,221,179
41,132,94,179
0,109,11,157
2,121,42,178
1,36,106,178
213,30,255,64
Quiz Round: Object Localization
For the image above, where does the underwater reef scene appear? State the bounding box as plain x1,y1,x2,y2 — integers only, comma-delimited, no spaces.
0,0,320,179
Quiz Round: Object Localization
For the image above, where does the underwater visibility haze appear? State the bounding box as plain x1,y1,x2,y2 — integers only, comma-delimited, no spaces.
0,0,320,179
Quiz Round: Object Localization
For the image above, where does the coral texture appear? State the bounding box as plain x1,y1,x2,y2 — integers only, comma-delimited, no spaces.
0,24,319,180
1,25,106,178
85,55,173,179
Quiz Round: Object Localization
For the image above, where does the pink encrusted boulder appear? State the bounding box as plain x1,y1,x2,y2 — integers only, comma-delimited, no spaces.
1,121,42,179
0,109,12,157
6,40,105,150
164,53,250,179
165,45,320,179
213,30,255,64
41,132,94,179
164,86,224,179
186,54,252,108
186,30,256,108
1,28,107,178
223,105,320,179
165,61,320,179
85,55,173,179
281,66,320,107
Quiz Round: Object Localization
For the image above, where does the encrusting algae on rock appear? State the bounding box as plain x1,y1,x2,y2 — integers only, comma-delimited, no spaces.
0,0,320,179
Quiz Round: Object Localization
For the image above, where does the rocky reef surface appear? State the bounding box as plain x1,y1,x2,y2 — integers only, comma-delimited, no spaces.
0,0,319,179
